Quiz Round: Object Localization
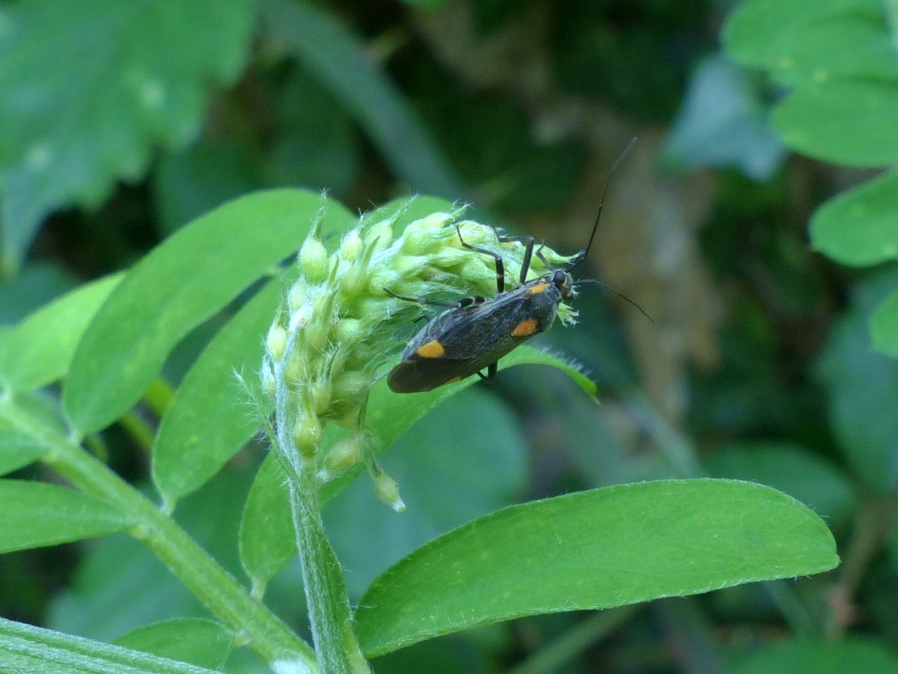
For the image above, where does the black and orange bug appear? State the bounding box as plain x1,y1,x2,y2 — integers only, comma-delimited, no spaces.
386,144,642,393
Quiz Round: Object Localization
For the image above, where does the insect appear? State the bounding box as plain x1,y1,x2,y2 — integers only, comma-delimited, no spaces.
387,145,642,393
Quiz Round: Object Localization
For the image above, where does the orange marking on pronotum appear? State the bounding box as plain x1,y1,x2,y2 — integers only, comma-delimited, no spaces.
511,318,539,337
415,340,445,358
527,282,550,295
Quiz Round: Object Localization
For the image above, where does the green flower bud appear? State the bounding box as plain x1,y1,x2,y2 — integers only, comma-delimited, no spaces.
431,247,469,269
293,413,322,457
321,436,363,479
312,377,331,414
405,212,453,234
287,280,309,312
283,352,305,386
392,254,428,277
266,324,288,361
336,318,365,346
305,321,331,352
373,470,405,512
312,291,335,323
299,236,329,284
340,264,368,299
331,371,369,402
263,200,576,480
339,230,363,262
401,227,438,255
365,221,393,252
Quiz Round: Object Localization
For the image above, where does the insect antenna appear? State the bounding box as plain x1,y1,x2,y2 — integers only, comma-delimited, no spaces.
570,136,638,271
574,278,653,323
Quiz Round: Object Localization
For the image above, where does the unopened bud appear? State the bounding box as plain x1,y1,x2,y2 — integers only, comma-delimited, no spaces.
340,264,368,298
336,318,365,346
365,222,393,252
340,231,363,262
283,353,305,385
299,236,330,284
266,324,288,361
293,413,322,457
312,378,332,414
321,436,363,479
287,280,308,312
373,471,405,512
331,371,369,402
305,321,331,352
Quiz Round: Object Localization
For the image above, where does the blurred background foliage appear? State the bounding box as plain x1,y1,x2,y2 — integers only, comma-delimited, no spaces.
1,0,897,672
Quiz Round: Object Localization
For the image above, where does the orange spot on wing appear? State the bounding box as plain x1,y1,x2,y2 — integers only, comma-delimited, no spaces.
512,318,539,337
416,340,445,358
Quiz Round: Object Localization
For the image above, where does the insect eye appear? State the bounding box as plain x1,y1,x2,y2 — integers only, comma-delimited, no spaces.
553,270,568,287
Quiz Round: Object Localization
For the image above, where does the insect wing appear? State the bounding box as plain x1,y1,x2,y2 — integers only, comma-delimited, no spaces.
388,303,494,393
388,285,551,393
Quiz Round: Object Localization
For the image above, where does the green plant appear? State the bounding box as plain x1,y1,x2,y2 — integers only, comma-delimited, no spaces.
0,190,837,673
724,0,898,354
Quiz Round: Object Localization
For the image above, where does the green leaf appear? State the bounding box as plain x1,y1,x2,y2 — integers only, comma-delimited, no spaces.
113,618,232,671
259,0,464,197
239,453,291,590
50,532,193,642
0,429,51,476
238,345,595,588
355,479,838,656
704,441,855,521
152,280,281,504
871,287,898,356
773,80,898,168
0,327,10,377
0,479,136,553
1,274,122,392
0,616,220,674
816,271,898,492
778,10,898,84
810,169,898,266
726,638,898,674
351,345,595,493
325,389,529,598
64,189,354,433
50,466,257,641
0,0,255,270
152,141,263,235
724,0,897,87
661,55,785,180
0,261,78,322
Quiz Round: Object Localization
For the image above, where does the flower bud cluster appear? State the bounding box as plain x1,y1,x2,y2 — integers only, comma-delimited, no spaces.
263,204,577,485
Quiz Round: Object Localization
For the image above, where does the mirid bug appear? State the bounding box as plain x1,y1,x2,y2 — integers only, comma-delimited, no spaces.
387,144,642,394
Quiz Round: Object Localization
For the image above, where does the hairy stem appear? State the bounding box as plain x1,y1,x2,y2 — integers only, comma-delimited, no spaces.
271,347,370,674
2,398,317,673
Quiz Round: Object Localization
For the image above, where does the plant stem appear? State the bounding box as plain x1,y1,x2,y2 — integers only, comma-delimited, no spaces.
271,374,370,673
284,458,369,674
2,398,317,673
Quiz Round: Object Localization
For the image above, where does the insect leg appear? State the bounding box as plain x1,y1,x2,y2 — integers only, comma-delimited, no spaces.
475,362,498,384
533,244,553,271
383,288,457,308
493,230,536,285
455,225,507,294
